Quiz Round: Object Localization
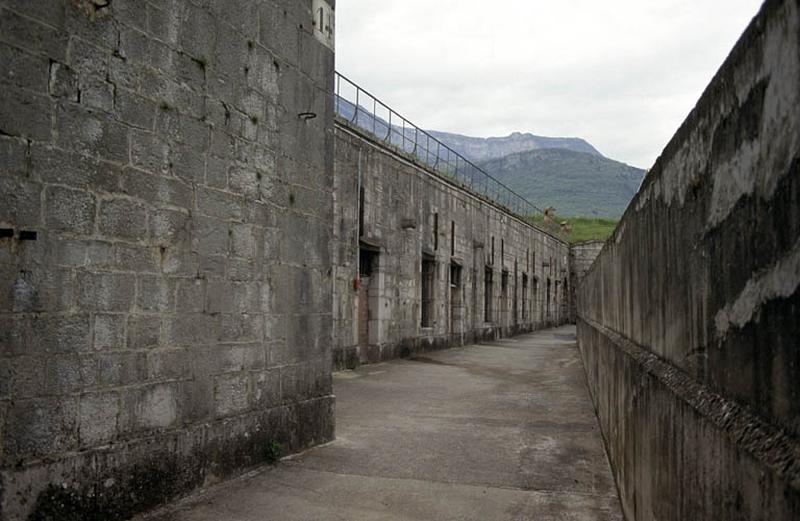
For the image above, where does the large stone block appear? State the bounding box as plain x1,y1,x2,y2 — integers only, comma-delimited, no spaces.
205,280,236,314
136,383,178,429
44,353,94,394
0,177,42,228
196,187,245,221
44,185,95,234
150,208,192,248
131,129,172,175
245,45,280,99
192,215,229,257
228,167,261,199
0,134,29,178
117,26,149,64
78,392,119,447
252,368,281,408
0,41,50,92
29,315,91,354
210,0,259,39
127,314,162,350
205,155,230,189
258,1,300,64
147,349,192,380
80,77,115,111
114,243,160,273
32,145,120,194
3,267,75,313
99,198,149,241
4,397,78,461
119,167,194,209
219,313,263,343
0,356,44,399
146,3,180,45
178,3,217,62
298,24,334,88
98,351,148,386
137,276,176,313
55,103,129,163
176,278,206,314
230,223,256,259
64,3,119,51
213,24,248,81
112,0,147,31
67,35,109,79
116,87,157,129
0,87,52,142
165,313,220,347
77,272,136,312
209,129,237,160
171,143,206,184
0,7,67,61
94,314,126,351
2,0,67,29
214,373,250,417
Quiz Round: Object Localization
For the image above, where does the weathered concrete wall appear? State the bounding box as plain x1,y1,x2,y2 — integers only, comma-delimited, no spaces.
333,120,571,369
577,0,800,519
0,0,335,518
569,240,604,322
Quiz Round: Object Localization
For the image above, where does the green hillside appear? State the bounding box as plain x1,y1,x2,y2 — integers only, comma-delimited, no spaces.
531,215,619,244
479,148,645,218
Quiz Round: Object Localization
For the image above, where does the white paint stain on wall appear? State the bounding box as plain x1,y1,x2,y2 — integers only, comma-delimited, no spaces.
653,0,800,227
707,1,800,228
715,237,800,337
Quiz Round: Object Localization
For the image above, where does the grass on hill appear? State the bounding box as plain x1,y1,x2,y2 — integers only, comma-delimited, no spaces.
478,148,645,218
530,215,619,244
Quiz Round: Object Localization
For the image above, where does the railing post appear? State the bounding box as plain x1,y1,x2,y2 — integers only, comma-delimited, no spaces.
352,86,359,124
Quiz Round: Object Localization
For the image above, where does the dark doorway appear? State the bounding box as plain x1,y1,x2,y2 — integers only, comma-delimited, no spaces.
484,267,493,323
421,256,436,328
513,261,518,327
358,248,379,351
546,278,552,320
501,270,509,326
449,263,463,336
522,273,529,321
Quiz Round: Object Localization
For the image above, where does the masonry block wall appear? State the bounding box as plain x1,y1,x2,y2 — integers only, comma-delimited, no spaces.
333,121,570,369
568,240,604,322
0,0,335,518
576,0,800,519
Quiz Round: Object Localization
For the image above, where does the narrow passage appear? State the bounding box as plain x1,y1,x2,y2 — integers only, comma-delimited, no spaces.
142,326,621,520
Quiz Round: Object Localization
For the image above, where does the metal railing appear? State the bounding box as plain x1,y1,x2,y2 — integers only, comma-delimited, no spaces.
333,72,546,220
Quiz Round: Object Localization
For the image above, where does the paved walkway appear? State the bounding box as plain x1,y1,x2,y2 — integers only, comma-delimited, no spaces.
141,326,622,520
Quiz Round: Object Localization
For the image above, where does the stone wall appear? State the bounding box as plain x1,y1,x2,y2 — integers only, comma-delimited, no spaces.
568,240,604,322
576,0,800,519
0,0,335,518
333,120,571,369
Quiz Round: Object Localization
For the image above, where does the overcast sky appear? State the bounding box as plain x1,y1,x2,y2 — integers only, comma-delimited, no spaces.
335,0,764,169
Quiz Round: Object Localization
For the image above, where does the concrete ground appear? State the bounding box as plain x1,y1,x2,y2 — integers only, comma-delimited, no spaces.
139,326,622,521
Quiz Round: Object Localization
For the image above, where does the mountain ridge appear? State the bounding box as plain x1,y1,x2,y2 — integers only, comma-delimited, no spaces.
428,129,604,162
334,96,644,217
477,147,645,218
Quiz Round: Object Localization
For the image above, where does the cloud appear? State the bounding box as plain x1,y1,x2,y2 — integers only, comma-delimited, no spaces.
335,0,764,169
